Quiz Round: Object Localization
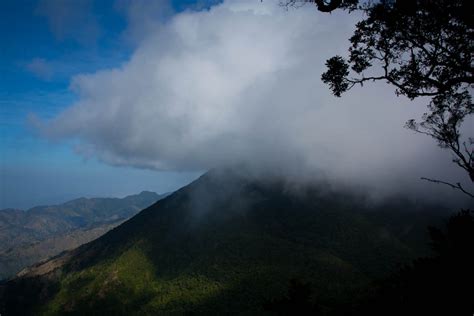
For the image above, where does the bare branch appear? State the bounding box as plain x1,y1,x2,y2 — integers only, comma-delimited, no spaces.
421,177,474,198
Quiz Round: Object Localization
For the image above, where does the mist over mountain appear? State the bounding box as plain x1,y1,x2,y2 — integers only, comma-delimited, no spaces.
33,0,470,203
0,191,165,279
1,168,458,315
2,0,472,315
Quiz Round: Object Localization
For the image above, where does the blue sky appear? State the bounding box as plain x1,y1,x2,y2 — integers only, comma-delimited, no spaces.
1,0,466,209
0,0,218,209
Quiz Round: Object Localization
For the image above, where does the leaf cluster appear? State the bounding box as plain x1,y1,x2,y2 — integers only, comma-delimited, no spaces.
321,0,474,191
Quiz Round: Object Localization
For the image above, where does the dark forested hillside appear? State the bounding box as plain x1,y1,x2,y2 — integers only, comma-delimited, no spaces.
0,169,453,315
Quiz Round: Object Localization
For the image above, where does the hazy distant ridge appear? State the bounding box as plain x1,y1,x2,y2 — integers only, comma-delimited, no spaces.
0,191,165,279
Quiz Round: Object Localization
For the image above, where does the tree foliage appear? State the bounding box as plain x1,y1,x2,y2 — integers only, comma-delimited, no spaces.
284,0,358,12
369,210,474,315
300,0,474,195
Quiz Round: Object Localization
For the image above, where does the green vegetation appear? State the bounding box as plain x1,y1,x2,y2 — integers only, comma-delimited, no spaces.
0,170,451,315
44,245,225,315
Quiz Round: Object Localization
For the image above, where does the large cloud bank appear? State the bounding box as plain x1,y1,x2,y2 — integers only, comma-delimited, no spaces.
39,0,468,200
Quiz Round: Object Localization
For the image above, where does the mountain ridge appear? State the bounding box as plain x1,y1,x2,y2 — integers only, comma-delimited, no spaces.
0,169,452,315
0,191,166,280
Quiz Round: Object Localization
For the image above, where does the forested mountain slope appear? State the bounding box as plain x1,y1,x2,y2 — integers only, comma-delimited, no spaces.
1,169,450,315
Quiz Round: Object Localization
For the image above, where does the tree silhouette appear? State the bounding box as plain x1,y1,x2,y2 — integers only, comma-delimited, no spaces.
356,210,474,316
287,0,474,196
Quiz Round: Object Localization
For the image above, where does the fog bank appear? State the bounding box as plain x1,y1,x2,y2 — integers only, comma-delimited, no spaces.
36,0,471,204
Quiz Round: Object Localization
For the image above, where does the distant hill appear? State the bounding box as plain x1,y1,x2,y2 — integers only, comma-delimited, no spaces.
0,169,451,315
0,191,165,279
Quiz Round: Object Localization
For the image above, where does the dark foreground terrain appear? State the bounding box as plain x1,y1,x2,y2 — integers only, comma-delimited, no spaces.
1,169,472,315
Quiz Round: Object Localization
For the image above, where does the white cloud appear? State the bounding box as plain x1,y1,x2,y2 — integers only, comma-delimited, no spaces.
37,0,469,200
25,58,53,80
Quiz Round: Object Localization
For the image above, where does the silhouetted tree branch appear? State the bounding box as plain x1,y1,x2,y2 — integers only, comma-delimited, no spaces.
313,0,474,196
421,177,474,198
281,0,358,12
